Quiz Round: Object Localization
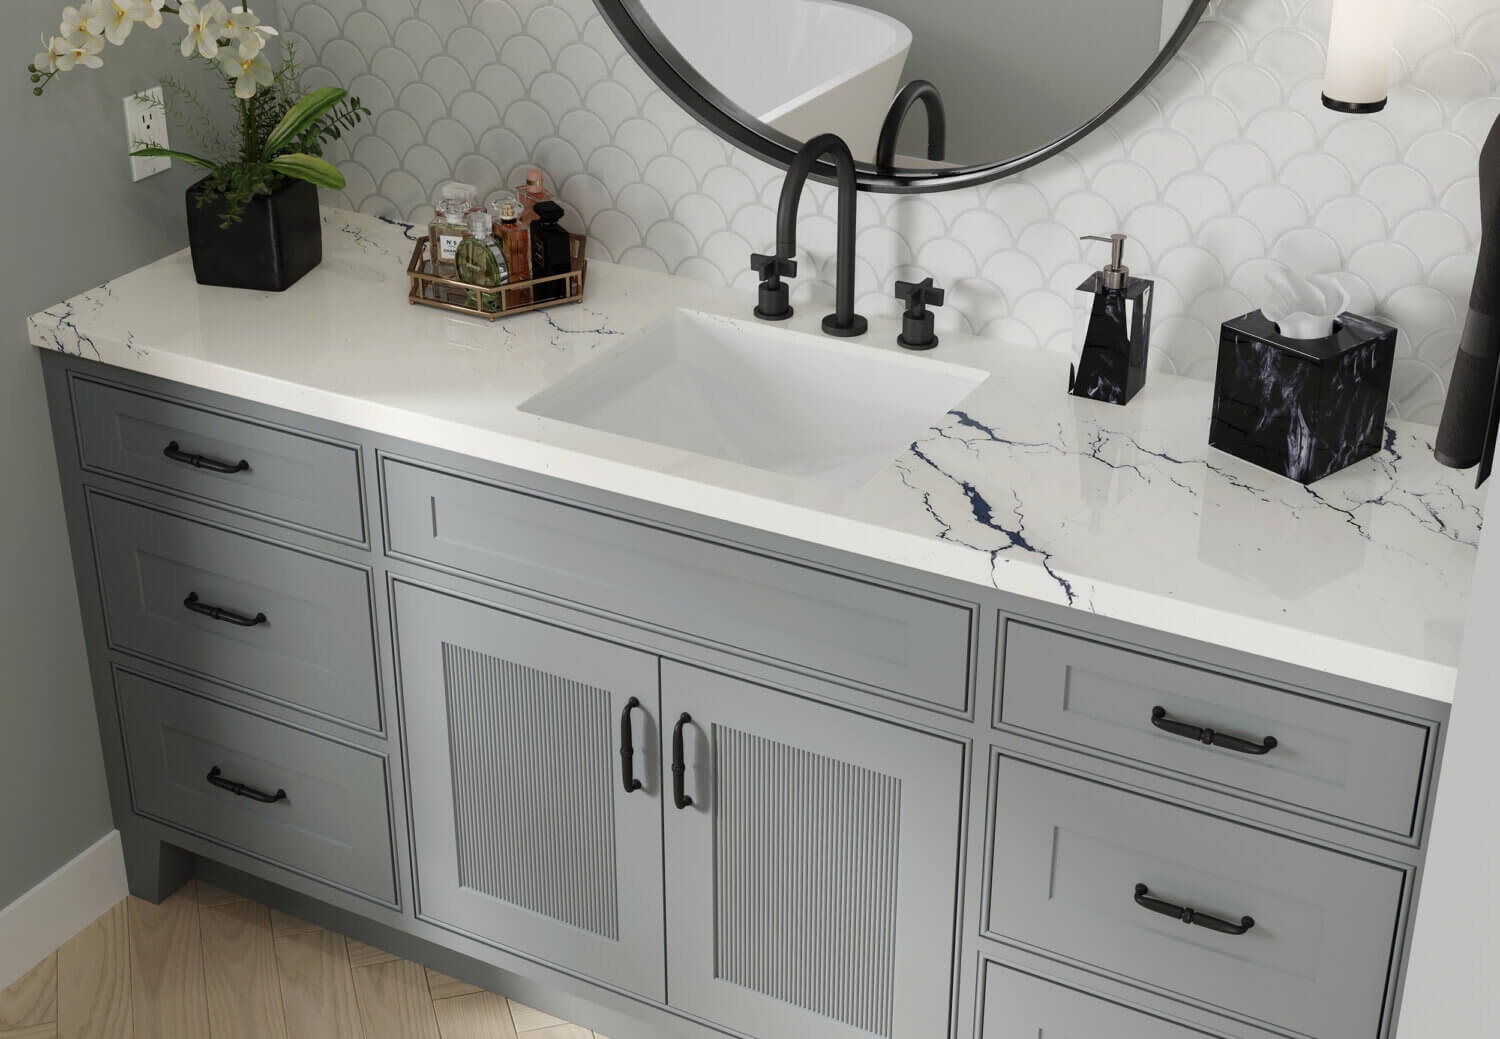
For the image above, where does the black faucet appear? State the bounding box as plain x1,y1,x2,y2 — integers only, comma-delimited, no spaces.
875,80,947,170
750,132,867,338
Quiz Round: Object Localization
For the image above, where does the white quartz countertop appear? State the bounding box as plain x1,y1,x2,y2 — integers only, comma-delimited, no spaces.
29,209,1482,703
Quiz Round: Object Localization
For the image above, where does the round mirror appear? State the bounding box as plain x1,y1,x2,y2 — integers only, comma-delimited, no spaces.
595,0,1210,192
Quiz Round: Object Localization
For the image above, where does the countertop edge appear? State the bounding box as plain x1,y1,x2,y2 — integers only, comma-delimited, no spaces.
29,334,1458,706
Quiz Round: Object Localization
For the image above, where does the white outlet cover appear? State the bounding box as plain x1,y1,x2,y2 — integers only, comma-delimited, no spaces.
124,86,169,182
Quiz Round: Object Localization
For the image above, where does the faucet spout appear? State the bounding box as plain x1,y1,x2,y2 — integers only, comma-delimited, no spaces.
774,133,868,338
874,80,947,170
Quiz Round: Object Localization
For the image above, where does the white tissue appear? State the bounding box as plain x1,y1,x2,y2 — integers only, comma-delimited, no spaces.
1261,265,1350,340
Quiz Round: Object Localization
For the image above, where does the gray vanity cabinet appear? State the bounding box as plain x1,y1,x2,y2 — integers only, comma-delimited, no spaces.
393,582,668,1001
395,584,966,1039
661,661,964,1039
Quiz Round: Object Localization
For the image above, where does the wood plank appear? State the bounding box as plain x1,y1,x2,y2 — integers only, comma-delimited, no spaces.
432,991,518,1039
425,968,482,1002
268,909,319,938
275,929,363,1039
127,889,208,1039
55,903,131,1039
199,901,289,1039
344,938,398,970
0,954,56,1029
506,1003,573,1033
193,881,244,908
520,1026,591,1039
350,960,440,1039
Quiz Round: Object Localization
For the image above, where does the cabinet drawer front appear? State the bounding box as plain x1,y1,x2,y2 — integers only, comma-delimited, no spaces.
987,757,1404,1039
981,963,1232,1039
383,460,973,713
1000,623,1429,836
71,376,364,541
116,669,397,904
90,494,381,731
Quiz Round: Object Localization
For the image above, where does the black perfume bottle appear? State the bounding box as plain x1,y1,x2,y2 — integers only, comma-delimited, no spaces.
1068,233,1154,406
529,200,573,302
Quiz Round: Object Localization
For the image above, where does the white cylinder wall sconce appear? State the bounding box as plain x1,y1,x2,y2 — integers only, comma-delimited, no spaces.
1322,0,1402,113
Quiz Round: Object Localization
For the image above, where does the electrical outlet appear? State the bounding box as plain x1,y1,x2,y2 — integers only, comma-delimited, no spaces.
124,86,170,182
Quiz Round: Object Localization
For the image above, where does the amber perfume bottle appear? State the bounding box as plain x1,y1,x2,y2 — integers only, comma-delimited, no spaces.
489,192,531,305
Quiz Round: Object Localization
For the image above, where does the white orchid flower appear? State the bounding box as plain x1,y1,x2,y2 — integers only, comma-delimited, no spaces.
32,34,69,74
97,0,137,46
59,3,104,39
179,0,228,59
55,31,105,71
130,0,168,30
223,6,278,59
219,49,273,99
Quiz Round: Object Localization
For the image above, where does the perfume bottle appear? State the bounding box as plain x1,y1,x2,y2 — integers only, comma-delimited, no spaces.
428,181,478,279
454,210,507,313
529,201,573,302
489,192,531,306
1068,233,1154,406
514,168,553,227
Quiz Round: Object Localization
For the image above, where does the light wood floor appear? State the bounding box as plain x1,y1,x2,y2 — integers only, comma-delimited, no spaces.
0,880,611,1039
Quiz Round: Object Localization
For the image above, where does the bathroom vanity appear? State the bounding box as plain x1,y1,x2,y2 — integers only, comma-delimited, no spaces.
26,211,1478,1039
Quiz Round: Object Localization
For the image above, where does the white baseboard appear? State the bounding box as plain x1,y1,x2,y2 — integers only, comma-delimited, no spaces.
0,830,127,990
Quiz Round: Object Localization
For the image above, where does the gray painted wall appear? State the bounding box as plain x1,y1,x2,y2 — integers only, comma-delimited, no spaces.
1397,477,1499,1038
0,0,217,908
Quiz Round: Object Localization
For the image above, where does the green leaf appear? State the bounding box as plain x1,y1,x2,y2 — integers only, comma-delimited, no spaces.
130,146,216,169
269,153,347,190
262,87,347,159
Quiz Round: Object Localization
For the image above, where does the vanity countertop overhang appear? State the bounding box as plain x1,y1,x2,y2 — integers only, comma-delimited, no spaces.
28,208,1482,704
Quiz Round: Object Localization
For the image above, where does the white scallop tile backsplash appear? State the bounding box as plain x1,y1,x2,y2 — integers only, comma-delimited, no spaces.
280,0,1500,423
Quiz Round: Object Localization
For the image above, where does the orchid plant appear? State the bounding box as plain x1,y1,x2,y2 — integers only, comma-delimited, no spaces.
26,2,368,226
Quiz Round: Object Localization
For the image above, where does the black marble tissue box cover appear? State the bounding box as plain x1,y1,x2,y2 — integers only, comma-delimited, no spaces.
1209,309,1397,485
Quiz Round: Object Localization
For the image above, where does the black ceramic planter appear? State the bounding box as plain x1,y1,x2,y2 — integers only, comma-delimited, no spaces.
185,176,322,292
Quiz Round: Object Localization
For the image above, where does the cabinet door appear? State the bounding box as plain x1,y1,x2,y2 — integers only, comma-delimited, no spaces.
661,661,964,1039
395,583,666,1000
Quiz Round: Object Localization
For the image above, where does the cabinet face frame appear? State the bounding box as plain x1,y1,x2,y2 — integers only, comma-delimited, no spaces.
392,579,669,1001
660,659,967,1039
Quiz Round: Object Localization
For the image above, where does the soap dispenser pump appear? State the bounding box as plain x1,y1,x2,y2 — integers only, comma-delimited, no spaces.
1068,233,1154,406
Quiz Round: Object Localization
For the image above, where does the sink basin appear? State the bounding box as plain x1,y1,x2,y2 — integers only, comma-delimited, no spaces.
520,309,987,491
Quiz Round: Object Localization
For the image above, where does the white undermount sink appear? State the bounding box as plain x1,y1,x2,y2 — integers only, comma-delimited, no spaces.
520,309,988,491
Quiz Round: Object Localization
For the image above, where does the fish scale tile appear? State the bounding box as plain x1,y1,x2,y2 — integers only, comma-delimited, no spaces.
277,0,1500,424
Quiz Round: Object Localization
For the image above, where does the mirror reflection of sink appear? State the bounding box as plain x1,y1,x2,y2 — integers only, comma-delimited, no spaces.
520,309,988,492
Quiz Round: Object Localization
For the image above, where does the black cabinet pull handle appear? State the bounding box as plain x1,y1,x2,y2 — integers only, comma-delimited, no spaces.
206,766,286,804
1151,706,1277,755
163,441,250,474
620,696,644,794
1133,884,1254,935
672,713,693,810
183,592,267,628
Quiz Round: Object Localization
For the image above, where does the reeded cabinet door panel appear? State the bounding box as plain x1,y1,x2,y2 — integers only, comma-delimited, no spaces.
661,661,964,1039
394,582,666,1001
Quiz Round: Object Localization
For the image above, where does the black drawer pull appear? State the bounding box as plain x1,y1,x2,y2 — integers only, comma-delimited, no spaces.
206,766,286,804
163,440,250,474
672,713,694,810
620,696,644,794
1151,706,1277,755
183,592,267,628
1133,883,1254,935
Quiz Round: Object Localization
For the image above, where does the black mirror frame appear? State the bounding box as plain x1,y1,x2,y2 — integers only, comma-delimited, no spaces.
592,0,1212,192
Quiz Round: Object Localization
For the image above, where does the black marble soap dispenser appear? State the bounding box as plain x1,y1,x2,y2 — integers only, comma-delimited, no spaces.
1068,233,1154,406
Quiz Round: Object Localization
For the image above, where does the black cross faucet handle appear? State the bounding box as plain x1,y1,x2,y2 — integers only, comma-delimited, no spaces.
750,252,798,284
895,277,945,313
